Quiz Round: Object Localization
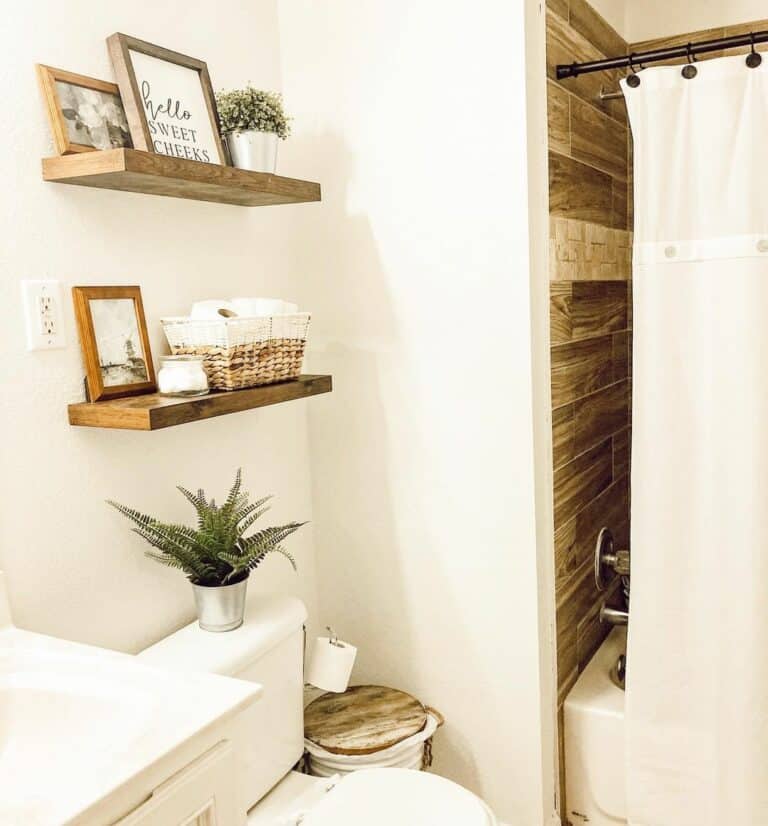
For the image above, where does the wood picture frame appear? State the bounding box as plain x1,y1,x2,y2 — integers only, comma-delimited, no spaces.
72,286,156,402
107,33,227,165
36,64,132,155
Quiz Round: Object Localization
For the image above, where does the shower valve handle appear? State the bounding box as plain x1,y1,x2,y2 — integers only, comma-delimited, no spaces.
594,527,631,591
602,549,630,577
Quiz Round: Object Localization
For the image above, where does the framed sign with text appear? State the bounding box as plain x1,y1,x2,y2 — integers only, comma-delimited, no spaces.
107,33,227,165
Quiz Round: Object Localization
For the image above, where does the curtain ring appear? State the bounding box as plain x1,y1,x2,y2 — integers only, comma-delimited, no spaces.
682,43,698,78
747,32,763,68
627,53,641,88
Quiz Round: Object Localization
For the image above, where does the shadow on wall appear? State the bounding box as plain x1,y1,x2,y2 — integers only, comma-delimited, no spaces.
281,130,515,804
309,342,482,795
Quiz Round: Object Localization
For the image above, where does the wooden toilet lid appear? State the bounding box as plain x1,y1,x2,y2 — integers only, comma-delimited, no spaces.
304,685,428,755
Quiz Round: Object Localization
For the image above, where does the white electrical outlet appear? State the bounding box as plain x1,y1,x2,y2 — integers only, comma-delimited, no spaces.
21,280,65,350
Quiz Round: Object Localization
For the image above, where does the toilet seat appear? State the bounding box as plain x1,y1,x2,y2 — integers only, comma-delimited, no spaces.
300,768,497,826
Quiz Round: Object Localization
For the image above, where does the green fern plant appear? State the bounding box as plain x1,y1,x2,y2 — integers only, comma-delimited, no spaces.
108,470,305,587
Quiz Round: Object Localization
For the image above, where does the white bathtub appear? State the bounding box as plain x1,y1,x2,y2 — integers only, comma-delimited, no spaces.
564,627,627,826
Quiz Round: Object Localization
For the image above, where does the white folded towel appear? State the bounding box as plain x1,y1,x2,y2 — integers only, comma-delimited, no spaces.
230,297,298,316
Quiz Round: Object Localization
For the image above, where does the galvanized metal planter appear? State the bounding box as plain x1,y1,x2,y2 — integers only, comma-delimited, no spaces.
192,577,249,632
225,130,278,173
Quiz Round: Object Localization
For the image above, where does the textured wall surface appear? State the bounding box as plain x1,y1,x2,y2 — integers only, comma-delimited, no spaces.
632,16,768,61
270,1,556,822
0,0,322,652
0,3,558,819
627,1,768,43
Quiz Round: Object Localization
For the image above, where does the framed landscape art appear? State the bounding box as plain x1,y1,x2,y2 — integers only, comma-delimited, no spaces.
107,33,227,165
37,65,132,155
72,286,156,402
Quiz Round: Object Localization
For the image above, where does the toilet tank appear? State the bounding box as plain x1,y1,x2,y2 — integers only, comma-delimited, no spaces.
139,595,307,815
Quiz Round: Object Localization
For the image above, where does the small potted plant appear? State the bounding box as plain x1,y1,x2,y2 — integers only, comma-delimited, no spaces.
109,470,304,632
215,85,291,173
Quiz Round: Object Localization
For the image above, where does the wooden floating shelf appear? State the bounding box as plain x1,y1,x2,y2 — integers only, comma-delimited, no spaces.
42,148,321,207
68,375,332,431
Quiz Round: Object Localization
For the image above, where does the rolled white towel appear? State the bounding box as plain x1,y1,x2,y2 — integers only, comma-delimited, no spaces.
190,299,236,320
231,297,291,317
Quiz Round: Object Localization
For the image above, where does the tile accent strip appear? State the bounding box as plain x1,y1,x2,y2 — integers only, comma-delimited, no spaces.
549,217,632,281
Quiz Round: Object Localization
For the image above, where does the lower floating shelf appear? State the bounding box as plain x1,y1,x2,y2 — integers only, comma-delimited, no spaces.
68,375,332,431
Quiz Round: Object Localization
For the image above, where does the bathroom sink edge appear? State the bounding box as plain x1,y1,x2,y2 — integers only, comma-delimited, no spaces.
0,625,262,825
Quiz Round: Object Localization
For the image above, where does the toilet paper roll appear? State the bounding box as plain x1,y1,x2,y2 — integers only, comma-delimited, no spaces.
306,636,357,693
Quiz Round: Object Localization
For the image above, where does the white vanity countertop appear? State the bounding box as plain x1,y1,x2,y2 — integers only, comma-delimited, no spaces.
0,625,260,826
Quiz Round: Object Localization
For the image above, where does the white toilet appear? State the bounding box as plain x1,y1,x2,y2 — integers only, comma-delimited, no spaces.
139,594,499,826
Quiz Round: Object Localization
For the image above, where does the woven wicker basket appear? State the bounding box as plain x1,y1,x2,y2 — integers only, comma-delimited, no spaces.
161,314,310,391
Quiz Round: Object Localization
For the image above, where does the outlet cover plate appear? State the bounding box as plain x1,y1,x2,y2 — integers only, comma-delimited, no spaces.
21,280,66,350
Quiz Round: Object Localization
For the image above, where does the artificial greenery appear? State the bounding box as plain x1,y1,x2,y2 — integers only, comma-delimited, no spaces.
108,470,304,587
215,86,291,138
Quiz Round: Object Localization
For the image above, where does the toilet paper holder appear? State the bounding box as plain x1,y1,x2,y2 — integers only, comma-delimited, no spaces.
305,628,358,693
326,626,345,647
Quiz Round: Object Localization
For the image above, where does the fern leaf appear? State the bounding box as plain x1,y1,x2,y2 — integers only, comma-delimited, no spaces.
238,522,307,555
222,468,243,515
176,486,208,529
107,500,156,530
143,551,184,570
269,545,297,571
130,522,216,581
236,506,271,538
216,550,244,567
241,545,297,573
233,495,272,526
109,476,304,586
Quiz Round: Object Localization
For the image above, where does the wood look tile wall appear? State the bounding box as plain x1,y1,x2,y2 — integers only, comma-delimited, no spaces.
550,281,631,689
545,1,632,819
549,217,632,281
548,11,768,822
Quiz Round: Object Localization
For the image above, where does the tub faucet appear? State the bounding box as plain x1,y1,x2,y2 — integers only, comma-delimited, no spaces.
600,604,629,626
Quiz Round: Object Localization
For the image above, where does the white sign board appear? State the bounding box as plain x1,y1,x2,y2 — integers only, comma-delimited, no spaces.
129,49,221,164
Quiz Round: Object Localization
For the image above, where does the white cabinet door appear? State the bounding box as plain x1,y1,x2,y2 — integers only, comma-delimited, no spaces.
113,741,237,826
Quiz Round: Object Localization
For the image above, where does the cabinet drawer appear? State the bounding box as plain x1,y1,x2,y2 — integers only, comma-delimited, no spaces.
113,741,236,826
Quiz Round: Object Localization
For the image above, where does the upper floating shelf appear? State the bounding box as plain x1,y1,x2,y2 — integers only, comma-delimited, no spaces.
42,148,321,207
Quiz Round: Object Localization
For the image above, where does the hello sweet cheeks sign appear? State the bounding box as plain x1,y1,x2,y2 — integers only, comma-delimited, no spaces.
107,34,226,165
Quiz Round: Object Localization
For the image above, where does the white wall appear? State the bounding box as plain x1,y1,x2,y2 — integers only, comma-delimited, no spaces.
589,0,628,41
0,0,321,652
0,2,556,820
627,0,768,42
270,1,557,822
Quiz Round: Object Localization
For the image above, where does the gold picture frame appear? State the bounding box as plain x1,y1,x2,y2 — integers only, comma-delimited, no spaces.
37,64,132,155
72,286,156,402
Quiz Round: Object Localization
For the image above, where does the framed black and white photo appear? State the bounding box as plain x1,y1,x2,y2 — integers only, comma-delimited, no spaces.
107,33,227,165
72,286,156,401
37,65,132,155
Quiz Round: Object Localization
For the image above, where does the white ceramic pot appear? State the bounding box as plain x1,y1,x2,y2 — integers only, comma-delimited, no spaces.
226,130,278,173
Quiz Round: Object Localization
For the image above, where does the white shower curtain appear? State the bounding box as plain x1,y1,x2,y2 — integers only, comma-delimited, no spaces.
623,55,768,826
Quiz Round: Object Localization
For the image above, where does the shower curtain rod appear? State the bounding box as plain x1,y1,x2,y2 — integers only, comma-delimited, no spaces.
556,29,768,79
